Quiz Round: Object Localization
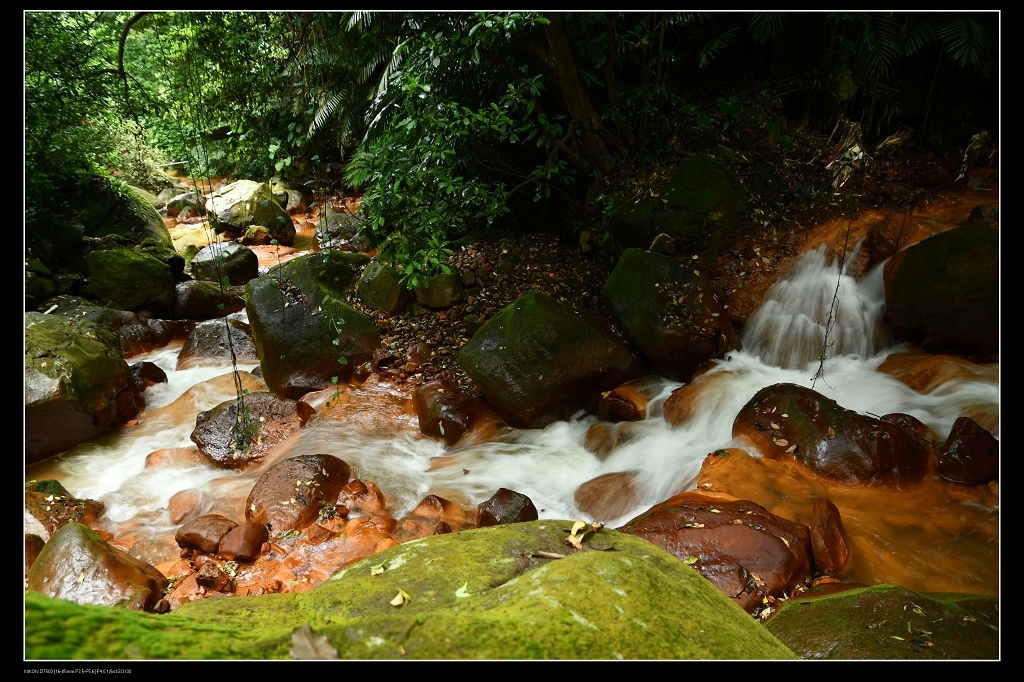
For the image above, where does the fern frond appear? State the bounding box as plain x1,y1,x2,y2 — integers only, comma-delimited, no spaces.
937,13,997,69
749,12,787,45
696,27,741,68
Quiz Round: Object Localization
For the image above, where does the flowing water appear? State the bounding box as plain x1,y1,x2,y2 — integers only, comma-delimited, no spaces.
26,204,1000,599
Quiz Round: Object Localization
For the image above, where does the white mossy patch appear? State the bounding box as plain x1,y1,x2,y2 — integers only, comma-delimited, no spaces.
570,610,598,630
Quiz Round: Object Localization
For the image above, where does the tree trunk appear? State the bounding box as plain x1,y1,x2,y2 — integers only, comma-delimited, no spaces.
539,13,617,175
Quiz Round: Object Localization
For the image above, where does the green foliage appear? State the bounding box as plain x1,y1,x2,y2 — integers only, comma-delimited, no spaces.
25,12,135,229
345,13,563,288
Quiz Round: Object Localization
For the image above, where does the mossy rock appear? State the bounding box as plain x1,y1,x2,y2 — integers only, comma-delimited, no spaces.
765,584,998,660
26,521,797,660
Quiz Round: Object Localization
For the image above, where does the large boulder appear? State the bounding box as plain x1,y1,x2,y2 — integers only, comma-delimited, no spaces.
731,383,933,488
25,521,798,660
25,312,143,464
190,391,315,470
190,241,260,286
207,179,296,246
73,176,173,248
605,157,746,254
245,454,352,533
357,261,411,315
26,522,168,613
37,294,188,358
172,280,247,321
459,292,647,428
765,584,998,660
883,223,998,361
604,248,740,382
84,247,177,315
246,252,380,399
176,318,259,370
618,491,814,615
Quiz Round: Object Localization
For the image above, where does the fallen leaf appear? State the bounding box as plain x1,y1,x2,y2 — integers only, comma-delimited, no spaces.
290,624,339,660
390,589,411,606
455,582,470,598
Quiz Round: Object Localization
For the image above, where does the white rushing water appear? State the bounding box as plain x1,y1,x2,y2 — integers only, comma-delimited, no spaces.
28,243,1000,542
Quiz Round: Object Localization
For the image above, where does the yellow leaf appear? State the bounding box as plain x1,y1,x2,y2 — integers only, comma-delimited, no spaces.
570,520,586,536
370,564,385,576
390,589,411,606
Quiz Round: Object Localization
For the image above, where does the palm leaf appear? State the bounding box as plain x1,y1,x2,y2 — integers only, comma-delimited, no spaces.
696,27,741,68
749,12,788,44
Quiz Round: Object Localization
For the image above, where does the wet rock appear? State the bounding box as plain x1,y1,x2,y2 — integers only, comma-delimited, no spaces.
412,379,502,446
176,514,240,555
810,498,851,576
937,416,998,484
173,280,247,320
765,584,998,660
195,559,234,592
732,383,931,488
583,421,642,460
604,249,740,382
27,521,168,612
26,534,46,580
245,454,351,533
574,470,643,523
129,360,167,389
167,489,210,525
25,480,105,539
618,491,813,614
176,317,259,370
191,241,260,286
25,313,144,464
883,223,998,361
219,521,270,561
191,391,315,470
459,292,646,429
596,375,663,422
246,251,379,399
475,488,538,527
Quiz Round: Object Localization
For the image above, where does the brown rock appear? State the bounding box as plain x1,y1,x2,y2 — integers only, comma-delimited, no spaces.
304,523,335,546
195,560,233,592
245,454,351,533
413,379,502,446
168,489,208,525
810,498,851,576
175,514,239,555
27,522,169,612
191,391,316,470
219,521,270,560
25,480,104,538
476,488,538,528
937,417,999,484
583,421,642,460
26,534,46,580
732,383,931,488
339,479,387,514
574,470,643,523
618,491,813,614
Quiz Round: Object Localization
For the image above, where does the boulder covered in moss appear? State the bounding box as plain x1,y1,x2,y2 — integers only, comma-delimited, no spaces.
765,584,998,660
25,521,797,660
24,312,143,464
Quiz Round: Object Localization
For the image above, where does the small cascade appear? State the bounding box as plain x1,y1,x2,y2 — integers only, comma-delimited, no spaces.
741,242,893,370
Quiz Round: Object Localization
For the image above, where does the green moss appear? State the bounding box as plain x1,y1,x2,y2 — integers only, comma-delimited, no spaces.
765,584,999,660
27,522,797,660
